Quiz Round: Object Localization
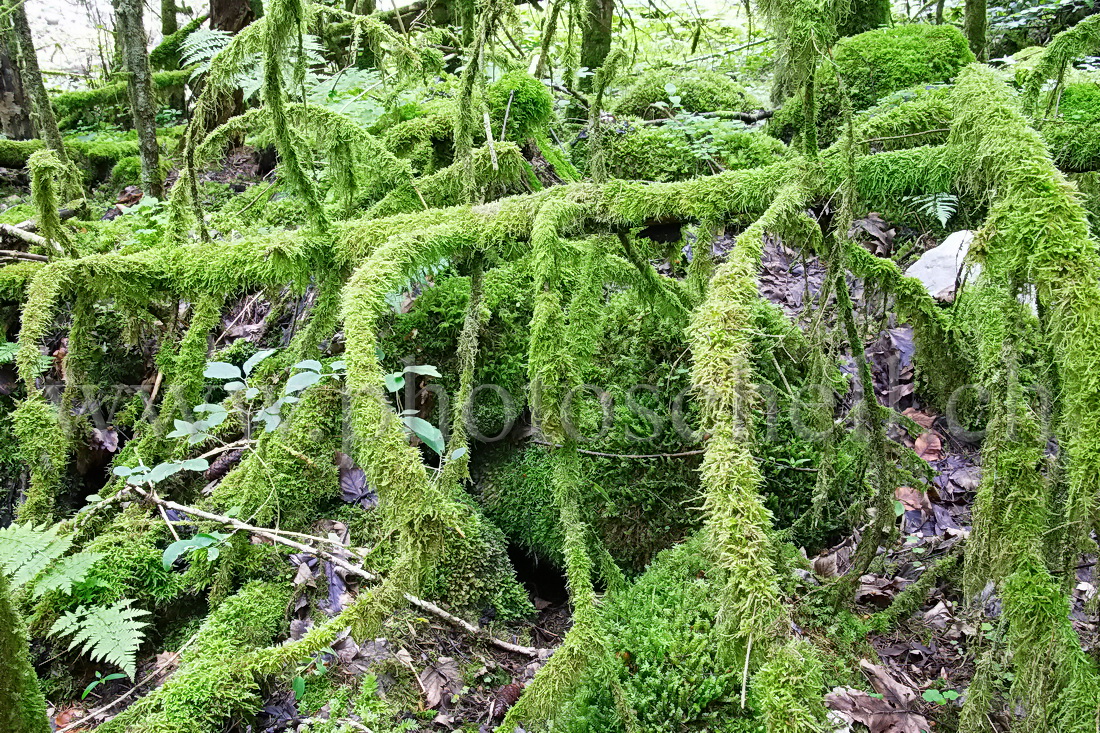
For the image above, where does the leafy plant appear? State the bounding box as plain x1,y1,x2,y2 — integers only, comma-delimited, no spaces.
50,600,151,679
82,670,127,700
922,687,960,705
383,364,445,454
905,192,958,228
161,532,232,570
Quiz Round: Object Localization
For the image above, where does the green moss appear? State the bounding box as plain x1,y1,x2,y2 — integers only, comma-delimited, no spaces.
487,71,553,142
150,15,207,69
850,83,953,152
1040,83,1100,172
50,70,191,129
614,69,759,119
13,396,69,524
0,573,51,733
95,581,291,733
584,122,787,182
382,109,454,175
111,156,144,188
0,262,44,302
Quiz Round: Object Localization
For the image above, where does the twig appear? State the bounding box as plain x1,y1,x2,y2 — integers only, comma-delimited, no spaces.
552,83,590,111
132,489,543,657
684,37,772,63
483,110,500,171
0,222,50,251
56,632,201,733
195,439,254,460
500,89,516,141
0,249,48,263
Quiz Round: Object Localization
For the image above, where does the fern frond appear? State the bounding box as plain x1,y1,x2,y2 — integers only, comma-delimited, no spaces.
50,600,150,679
181,27,234,76
0,522,72,589
31,552,104,599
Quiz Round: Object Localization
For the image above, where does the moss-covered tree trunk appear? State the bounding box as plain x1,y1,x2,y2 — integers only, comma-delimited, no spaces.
6,0,69,164
579,0,614,90
115,0,164,198
837,0,890,36
161,0,178,36
0,33,33,140
965,0,987,60
0,574,51,733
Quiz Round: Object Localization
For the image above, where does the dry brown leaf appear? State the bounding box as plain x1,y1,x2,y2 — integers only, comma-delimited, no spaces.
902,407,936,430
915,432,943,461
826,686,932,733
419,656,462,710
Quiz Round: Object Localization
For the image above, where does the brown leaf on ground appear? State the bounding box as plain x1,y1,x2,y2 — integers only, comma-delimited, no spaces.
825,687,932,733
420,656,462,709
902,407,936,430
915,432,943,461
895,486,925,512
860,659,918,708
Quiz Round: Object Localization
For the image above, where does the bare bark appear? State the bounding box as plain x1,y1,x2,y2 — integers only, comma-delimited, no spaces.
211,0,256,33
0,31,32,139
6,0,68,164
115,0,164,197
965,0,987,61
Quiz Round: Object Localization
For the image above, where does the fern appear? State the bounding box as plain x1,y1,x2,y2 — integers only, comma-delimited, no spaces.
905,192,958,228
0,522,73,589
50,600,150,679
31,553,105,599
183,28,328,102
180,27,234,76
0,522,102,597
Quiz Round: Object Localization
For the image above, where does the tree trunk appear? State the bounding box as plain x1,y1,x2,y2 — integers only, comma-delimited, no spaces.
161,0,178,36
935,0,945,24
6,0,68,164
0,33,33,140
115,0,164,198
0,574,52,733
965,0,987,61
211,0,256,34
836,0,890,36
579,0,614,91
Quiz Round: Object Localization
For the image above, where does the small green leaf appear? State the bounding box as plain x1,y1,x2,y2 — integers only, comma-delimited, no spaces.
894,500,904,517
384,372,405,392
403,416,445,455
245,387,259,399
450,446,467,461
243,349,277,376
162,539,197,570
224,381,246,392
146,462,183,484
922,689,946,704
180,458,210,472
329,360,346,372
112,466,133,477
292,675,306,700
285,370,324,394
404,364,442,378
203,362,242,380
293,359,323,373
942,690,959,701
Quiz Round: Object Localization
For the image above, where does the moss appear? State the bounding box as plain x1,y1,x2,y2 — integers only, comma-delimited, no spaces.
13,396,69,524
0,573,51,733
95,581,291,733
382,109,454,175
150,15,207,69
486,71,553,143
614,69,759,119
1039,83,1100,172
850,83,953,152
111,155,144,188
583,122,787,182
0,262,44,303
78,505,186,607
50,70,191,129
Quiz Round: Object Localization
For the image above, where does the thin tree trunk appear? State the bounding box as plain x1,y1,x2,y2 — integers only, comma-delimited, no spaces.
935,0,945,24
0,32,33,139
965,0,987,61
115,0,164,197
579,0,614,91
6,0,68,164
161,0,178,36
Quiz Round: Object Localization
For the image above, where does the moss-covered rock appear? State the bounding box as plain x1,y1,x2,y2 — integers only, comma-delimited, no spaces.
614,69,759,119
50,70,191,130
582,121,787,182
772,24,972,147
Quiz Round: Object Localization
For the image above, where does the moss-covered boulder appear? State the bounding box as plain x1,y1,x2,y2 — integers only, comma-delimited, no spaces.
487,71,553,142
615,69,759,119
578,121,787,182
771,24,972,147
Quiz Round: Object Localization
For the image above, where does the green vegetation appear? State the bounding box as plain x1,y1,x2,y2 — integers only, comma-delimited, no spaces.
0,1,1098,731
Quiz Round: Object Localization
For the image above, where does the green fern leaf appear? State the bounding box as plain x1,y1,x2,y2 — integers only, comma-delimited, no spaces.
31,552,104,599
50,600,150,679
0,522,73,589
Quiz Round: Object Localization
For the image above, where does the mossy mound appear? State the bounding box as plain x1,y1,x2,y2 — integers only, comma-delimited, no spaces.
772,24,972,148
50,70,190,130
1041,83,1100,172
827,24,973,112
614,69,759,119
580,122,788,182
851,83,954,151
487,71,554,143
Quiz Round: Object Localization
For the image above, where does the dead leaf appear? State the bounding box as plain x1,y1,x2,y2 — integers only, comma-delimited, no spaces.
419,656,462,710
915,432,943,462
894,486,925,512
826,686,932,733
901,407,936,430
860,659,917,708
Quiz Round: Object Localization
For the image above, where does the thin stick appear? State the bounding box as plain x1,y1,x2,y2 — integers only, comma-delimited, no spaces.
133,489,542,657
500,89,516,141
0,249,48,263
0,222,51,251
56,632,200,733
483,110,500,170
532,439,705,459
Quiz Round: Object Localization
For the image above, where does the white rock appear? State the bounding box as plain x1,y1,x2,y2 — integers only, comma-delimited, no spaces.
905,230,978,301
